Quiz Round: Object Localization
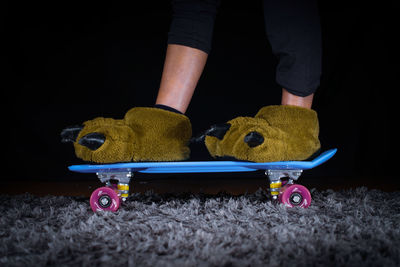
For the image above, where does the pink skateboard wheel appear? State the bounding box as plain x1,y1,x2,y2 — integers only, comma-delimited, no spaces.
279,184,311,208
90,187,120,212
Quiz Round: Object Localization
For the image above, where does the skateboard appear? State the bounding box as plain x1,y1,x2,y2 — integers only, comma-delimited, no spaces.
69,148,337,212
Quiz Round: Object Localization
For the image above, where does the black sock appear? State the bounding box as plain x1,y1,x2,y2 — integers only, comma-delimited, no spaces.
154,104,183,115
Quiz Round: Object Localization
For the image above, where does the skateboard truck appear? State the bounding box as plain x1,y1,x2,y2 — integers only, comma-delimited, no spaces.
265,169,303,200
96,171,133,201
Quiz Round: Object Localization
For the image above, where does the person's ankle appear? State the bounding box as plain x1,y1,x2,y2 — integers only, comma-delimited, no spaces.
281,88,314,109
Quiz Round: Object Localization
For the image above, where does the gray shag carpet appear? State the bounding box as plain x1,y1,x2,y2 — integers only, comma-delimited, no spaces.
1,188,399,267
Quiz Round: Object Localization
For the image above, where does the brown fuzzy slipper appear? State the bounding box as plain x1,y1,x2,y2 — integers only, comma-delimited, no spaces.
202,105,320,162
61,107,192,163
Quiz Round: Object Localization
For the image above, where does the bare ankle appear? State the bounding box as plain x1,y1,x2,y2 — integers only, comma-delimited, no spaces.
281,88,314,109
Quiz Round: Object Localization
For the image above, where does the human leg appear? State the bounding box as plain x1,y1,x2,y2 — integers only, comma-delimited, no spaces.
155,44,208,114
281,88,314,109
201,0,322,162
156,0,221,114
61,0,220,163
263,0,322,98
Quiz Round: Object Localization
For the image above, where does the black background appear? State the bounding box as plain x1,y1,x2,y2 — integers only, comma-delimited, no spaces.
4,1,395,183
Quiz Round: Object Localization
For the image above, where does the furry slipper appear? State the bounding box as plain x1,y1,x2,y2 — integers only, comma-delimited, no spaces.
61,107,192,163
199,105,320,162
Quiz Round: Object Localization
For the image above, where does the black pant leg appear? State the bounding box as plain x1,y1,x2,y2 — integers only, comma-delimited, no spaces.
168,0,221,54
263,0,322,97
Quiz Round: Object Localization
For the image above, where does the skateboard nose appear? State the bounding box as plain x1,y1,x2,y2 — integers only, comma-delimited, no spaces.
61,125,84,143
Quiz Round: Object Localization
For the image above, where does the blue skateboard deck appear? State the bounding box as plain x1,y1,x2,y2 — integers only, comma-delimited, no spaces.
69,149,337,174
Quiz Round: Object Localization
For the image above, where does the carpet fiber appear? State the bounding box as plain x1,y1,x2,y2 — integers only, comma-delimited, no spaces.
1,188,399,266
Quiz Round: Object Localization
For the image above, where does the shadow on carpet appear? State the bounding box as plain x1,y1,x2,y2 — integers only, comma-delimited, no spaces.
0,188,399,267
